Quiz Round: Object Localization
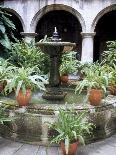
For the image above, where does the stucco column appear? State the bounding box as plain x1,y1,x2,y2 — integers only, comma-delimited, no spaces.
20,32,37,43
81,32,96,63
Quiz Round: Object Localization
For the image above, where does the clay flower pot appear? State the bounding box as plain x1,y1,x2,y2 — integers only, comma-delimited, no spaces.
61,141,78,155
16,89,31,106
0,83,4,93
88,89,103,106
0,81,7,93
60,74,68,83
108,84,116,96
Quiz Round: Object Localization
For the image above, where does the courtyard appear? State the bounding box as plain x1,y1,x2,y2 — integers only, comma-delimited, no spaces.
0,0,116,155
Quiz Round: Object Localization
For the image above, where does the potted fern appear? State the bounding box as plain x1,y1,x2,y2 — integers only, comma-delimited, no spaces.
75,64,109,106
48,108,93,155
60,51,77,83
4,67,47,106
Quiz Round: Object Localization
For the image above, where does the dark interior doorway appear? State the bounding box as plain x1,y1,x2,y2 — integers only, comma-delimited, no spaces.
8,12,23,40
35,10,82,59
94,10,116,62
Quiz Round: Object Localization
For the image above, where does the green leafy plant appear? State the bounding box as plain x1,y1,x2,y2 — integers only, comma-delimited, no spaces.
0,58,16,93
109,65,116,85
0,6,16,50
60,51,78,75
4,67,47,96
9,40,50,74
101,41,116,67
107,65,116,95
49,109,93,154
0,103,14,124
75,63,109,94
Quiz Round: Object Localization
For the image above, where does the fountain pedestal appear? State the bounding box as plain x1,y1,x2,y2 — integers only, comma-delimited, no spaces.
36,29,76,100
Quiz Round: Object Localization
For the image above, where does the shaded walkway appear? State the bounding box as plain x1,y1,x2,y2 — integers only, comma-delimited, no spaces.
0,134,116,155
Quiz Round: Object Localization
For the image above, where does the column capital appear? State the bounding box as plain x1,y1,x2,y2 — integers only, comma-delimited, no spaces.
20,32,38,37
81,32,96,38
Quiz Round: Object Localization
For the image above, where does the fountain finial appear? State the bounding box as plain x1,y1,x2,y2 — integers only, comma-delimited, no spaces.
52,27,61,42
54,27,57,33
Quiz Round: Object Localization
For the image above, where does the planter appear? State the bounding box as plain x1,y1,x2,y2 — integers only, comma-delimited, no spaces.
16,89,31,106
60,75,68,83
61,141,78,155
0,81,7,93
108,84,116,96
0,83,4,93
88,89,103,106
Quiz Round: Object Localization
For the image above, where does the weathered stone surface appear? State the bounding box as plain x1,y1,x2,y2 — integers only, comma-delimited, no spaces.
0,95,116,144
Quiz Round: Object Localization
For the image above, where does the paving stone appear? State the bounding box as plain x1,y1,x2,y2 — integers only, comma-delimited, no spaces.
14,144,39,155
0,140,23,155
0,135,116,155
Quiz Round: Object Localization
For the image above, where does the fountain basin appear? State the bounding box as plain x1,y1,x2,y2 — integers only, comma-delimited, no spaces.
0,90,116,145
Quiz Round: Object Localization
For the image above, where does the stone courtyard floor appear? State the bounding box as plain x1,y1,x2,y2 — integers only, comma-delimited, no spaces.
0,134,116,155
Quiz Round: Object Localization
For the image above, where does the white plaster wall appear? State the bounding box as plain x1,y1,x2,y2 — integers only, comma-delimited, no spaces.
3,0,116,33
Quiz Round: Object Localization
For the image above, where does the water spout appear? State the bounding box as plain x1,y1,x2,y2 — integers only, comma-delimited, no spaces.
54,27,57,33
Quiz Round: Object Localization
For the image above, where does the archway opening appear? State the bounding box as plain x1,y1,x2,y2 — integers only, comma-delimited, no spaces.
94,10,116,62
6,11,23,41
35,10,82,59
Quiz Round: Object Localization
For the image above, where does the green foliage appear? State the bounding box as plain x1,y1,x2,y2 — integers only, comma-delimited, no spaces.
0,6,16,50
108,65,116,85
4,67,47,96
0,58,15,83
0,103,13,124
49,109,93,154
75,63,109,94
60,51,78,75
9,40,50,74
101,41,116,67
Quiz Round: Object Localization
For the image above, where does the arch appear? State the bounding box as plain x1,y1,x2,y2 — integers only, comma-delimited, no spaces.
91,4,116,32
3,8,25,31
30,4,86,32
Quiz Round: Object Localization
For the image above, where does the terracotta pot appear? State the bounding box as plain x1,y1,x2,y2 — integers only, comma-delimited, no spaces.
16,89,31,106
88,89,103,106
108,84,116,96
60,75,68,83
0,83,4,92
61,141,78,155
0,81,7,93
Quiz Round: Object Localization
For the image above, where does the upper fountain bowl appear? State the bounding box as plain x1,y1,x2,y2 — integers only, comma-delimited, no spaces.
36,41,76,56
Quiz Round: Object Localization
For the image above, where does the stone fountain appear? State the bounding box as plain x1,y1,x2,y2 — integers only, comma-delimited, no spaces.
36,28,76,100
